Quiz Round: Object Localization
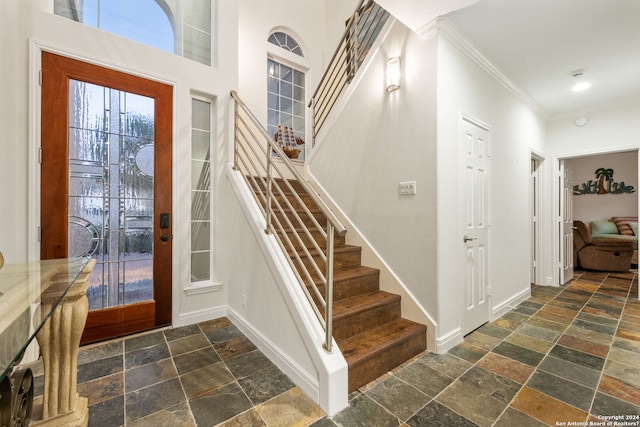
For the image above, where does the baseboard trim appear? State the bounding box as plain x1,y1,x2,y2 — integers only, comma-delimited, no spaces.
436,327,462,354
226,307,320,402
174,305,227,328
492,287,531,320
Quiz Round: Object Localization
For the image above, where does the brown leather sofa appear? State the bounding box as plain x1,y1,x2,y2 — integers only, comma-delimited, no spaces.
573,220,634,272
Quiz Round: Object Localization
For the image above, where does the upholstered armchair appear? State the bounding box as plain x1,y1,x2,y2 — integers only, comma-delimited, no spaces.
573,220,634,272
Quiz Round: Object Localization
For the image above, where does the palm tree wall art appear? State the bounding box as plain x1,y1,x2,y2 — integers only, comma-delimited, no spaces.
595,167,614,194
573,167,635,195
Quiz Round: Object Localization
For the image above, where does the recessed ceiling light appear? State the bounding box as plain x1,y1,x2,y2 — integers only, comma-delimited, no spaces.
570,70,591,92
572,81,592,92
574,116,589,127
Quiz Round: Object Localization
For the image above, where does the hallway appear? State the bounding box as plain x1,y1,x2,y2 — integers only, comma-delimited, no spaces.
27,269,640,426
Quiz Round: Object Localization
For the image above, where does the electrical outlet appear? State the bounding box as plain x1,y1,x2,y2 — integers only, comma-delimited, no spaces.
399,181,416,196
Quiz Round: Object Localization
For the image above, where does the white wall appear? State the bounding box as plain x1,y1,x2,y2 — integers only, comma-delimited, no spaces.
565,151,638,224
0,1,22,263
324,0,359,56
547,103,640,157
436,27,547,344
308,15,548,352
237,0,325,125
0,0,237,326
309,20,439,340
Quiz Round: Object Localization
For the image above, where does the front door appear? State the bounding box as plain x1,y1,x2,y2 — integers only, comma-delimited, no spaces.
40,52,173,344
461,117,490,335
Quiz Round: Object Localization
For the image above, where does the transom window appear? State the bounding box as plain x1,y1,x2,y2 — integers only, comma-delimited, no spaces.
54,0,214,66
268,32,303,57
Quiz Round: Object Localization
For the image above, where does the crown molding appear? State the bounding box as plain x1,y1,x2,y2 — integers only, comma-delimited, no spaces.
434,17,548,120
416,19,438,39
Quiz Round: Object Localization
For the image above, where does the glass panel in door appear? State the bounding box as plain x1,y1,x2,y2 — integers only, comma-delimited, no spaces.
68,80,155,310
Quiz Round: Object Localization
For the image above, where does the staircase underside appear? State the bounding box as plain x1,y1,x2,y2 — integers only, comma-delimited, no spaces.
253,178,427,392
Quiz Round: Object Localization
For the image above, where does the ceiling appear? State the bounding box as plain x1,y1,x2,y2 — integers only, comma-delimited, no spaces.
443,0,640,118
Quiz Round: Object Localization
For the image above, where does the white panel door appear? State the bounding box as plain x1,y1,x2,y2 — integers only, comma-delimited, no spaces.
560,161,574,284
461,118,490,335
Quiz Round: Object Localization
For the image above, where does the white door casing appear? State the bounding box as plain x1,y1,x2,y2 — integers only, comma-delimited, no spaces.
560,161,574,284
461,117,490,335
531,158,539,284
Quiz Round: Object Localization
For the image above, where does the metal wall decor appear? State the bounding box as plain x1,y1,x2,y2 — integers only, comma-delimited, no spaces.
573,167,635,195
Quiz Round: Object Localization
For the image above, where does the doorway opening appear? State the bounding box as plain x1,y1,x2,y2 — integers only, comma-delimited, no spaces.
531,153,543,285
556,149,639,285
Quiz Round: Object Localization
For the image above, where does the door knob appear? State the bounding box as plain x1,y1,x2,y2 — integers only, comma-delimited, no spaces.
463,236,477,242
161,234,170,242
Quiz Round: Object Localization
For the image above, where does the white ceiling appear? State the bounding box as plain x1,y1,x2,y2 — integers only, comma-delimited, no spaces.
443,0,640,118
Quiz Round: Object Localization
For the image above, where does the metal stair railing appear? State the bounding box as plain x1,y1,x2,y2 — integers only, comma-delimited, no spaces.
230,90,347,352
309,0,390,142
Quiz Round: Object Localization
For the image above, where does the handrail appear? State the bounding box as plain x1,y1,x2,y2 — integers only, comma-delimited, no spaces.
310,0,366,103
309,0,390,142
231,90,345,352
231,92,346,236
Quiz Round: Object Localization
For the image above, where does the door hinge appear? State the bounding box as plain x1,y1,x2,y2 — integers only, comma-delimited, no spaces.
38,226,41,242
38,147,42,164
39,70,42,86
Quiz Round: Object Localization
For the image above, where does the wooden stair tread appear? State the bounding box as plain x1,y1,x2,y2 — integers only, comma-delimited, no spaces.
307,266,379,289
279,207,323,215
332,266,379,281
338,318,427,366
288,244,359,257
305,265,379,284
332,291,399,320
281,227,346,245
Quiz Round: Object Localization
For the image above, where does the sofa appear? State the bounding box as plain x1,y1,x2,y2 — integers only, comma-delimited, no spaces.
574,220,635,272
590,217,638,265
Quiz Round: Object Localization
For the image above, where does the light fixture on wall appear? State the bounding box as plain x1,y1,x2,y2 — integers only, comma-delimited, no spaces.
386,57,401,93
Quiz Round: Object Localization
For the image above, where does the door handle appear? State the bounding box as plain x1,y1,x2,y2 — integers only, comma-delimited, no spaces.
463,236,477,243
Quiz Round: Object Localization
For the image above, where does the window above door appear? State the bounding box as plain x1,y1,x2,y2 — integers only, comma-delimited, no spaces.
53,0,215,66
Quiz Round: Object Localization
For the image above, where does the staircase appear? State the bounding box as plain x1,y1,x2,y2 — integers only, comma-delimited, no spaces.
253,178,427,392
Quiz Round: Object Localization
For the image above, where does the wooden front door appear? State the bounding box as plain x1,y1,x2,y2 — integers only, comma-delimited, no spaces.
40,52,173,344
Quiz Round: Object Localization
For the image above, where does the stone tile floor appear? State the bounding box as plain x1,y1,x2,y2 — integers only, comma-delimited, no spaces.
26,269,640,426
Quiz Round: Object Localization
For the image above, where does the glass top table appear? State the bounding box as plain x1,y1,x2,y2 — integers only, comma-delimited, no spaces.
0,257,90,382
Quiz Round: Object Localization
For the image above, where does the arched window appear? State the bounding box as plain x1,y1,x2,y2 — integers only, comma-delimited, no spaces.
268,32,303,57
267,31,306,161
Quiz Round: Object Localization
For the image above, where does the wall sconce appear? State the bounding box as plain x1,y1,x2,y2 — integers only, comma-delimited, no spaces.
386,57,400,93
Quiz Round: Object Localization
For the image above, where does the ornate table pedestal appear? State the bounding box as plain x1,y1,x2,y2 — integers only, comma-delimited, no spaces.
30,259,95,427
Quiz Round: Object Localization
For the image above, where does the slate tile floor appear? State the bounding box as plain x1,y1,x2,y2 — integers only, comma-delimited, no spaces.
26,269,640,426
